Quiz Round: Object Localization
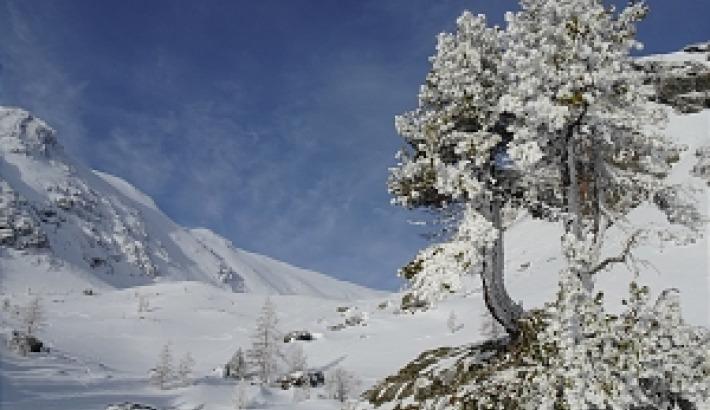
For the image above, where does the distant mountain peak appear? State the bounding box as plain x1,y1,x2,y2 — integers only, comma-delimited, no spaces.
0,106,377,300
0,107,58,158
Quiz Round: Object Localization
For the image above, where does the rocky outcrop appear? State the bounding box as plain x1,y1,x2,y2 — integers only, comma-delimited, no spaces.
692,146,710,185
0,181,48,250
635,42,710,113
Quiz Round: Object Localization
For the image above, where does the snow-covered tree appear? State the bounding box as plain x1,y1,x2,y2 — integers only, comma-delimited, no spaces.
326,367,360,403
284,343,307,374
176,352,195,387
390,11,525,334
377,1,709,409
247,297,281,384
21,296,44,336
500,0,704,284
226,347,248,379
150,343,174,390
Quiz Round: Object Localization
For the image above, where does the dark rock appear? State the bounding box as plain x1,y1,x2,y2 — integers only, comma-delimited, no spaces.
283,330,314,343
8,330,48,355
105,403,159,410
634,45,710,113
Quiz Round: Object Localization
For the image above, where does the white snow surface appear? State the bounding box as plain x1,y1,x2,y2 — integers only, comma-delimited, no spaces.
0,105,708,410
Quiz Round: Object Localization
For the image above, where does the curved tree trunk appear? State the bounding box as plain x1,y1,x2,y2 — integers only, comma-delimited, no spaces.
480,200,525,336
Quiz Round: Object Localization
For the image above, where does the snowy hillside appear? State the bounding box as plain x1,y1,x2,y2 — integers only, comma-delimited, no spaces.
1,40,709,410
0,106,706,410
0,106,377,301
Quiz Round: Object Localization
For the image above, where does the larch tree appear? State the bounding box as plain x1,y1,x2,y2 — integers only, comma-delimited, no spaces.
247,297,282,384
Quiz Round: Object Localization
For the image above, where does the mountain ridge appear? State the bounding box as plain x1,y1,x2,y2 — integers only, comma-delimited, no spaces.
0,106,378,300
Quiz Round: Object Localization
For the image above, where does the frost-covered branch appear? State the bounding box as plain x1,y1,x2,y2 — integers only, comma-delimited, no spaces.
588,229,643,276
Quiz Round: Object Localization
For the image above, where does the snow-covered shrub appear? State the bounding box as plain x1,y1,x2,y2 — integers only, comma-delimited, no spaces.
327,367,361,403
284,343,307,374
692,145,710,185
136,293,149,314
8,330,47,356
366,279,710,410
447,311,461,334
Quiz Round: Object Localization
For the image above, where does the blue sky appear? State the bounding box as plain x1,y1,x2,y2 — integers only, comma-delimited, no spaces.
1,0,708,290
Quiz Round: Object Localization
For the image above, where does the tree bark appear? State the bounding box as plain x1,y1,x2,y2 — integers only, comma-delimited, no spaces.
480,200,524,336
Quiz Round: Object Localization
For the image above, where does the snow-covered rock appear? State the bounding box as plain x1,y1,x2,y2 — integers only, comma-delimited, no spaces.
635,44,710,113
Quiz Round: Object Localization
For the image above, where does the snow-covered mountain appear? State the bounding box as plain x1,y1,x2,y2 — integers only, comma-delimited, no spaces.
0,107,377,300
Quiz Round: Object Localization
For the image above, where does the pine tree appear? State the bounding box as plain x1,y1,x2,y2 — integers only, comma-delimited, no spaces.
150,343,174,390
500,0,703,284
389,11,524,334
491,0,707,407
380,1,709,409
247,297,281,384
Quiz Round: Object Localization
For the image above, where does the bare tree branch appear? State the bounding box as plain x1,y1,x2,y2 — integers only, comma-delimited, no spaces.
589,230,643,276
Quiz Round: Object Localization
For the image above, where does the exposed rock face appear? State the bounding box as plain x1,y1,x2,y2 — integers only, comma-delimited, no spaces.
0,107,163,278
635,42,710,113
0,109,57,157
0,181,48,250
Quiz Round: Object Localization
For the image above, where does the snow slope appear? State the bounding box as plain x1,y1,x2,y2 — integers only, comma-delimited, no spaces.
0,108,707,410
0,106,377,301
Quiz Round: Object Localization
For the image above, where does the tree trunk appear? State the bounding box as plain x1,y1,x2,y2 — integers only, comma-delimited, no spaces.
562,115,594,292
480,200,525,336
